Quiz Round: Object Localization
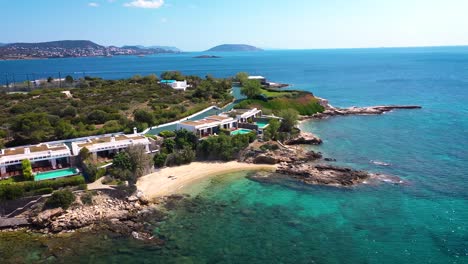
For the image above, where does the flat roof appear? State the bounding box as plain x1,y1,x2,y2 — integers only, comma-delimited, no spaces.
76,134,147,148
0,143,69,158
248,76,265,79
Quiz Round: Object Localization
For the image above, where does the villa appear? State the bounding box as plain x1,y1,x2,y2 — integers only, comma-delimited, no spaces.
0,143,73,179
71,133,151,160
177,115,237,137
248,76,267,85
159,80,189,91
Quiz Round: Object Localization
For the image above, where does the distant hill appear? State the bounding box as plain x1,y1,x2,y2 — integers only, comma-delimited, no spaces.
6,40,103,49
122,45,181,53
0,40,179,60
206,44,263,52
0,43,7,47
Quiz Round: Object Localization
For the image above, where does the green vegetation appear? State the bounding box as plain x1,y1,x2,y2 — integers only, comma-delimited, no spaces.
0,175,85,200
234,92,324,116
197,133,256,161
109,145,154,184
278,109,299,132
259,88,290,98
264,119,281,141
240,80,262,99
80,191,94,205
46,189,75,209
159,130,176,138
0,73,233,147
21,159,33,181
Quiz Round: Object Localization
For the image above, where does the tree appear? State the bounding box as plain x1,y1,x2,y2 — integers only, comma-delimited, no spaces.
46,189,75,209
22,159,33,181
65,75,74,84
113,152,133,171
134,109,154,126
264,119,281,141
241,79,262,99
235,72,249,84
47,76,53,83
278,109,299,132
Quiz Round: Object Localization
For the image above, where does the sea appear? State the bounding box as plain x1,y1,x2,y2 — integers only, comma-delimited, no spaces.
1,48,467,263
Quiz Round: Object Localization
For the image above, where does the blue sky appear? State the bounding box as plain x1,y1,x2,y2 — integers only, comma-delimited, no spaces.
2,0,468,51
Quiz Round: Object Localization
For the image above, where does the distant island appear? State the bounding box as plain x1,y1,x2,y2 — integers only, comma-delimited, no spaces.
194,55,222,59
0,40,181,60
206,44,263,52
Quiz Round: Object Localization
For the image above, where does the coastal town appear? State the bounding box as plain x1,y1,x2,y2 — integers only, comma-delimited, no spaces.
0,40,179,60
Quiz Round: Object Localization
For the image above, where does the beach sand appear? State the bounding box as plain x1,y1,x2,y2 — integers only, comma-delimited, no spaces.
137,161,276,198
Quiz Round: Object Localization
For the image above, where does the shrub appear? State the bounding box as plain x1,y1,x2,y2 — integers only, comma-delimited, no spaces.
159,130,176,138
0,184,24,200
78,183,88,191
80,191,94,205
33,187,53,195
46,189,76,209
154,153,168,168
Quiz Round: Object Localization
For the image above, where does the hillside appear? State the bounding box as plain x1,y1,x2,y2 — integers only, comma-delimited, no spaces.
0,40,179,60
0,73,233,147
5,40,103,49
206,44,263,52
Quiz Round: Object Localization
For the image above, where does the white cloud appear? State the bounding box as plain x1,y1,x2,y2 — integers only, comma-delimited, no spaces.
88,2,99,7
124,0,164,9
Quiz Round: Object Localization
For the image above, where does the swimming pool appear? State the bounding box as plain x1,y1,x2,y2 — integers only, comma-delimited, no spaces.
231,129,253,135
34,168,79,181
255,121,270,129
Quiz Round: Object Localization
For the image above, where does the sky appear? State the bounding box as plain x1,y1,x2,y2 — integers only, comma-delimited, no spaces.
2,0,468,51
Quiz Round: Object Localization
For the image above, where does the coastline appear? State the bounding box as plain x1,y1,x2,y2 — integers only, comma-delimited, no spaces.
137,162,277,199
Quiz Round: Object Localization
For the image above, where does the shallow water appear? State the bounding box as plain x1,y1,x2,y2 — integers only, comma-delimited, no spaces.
1,47,467,263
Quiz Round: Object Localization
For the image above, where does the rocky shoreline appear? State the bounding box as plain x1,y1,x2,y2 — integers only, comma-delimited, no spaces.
240,132,403,187
306,97,422,120
0,189,171,243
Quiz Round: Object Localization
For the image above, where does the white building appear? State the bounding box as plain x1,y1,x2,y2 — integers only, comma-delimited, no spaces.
160,80,189,91
71,133,151,160
0,143,72,178
248,76,267,84
177,115,237,137
233,108,263,123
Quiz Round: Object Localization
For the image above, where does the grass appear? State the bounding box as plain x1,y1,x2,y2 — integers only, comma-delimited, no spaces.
235,92,325,115
0,176,23,185
259,88,292,98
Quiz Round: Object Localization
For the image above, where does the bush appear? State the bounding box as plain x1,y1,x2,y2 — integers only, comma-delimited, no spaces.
159,130,176,138
166,147,195,167
46,189,76,209
0,175,86,201
80,191,94,205
33,187,53,195
154,153,168,168
78,183,88,191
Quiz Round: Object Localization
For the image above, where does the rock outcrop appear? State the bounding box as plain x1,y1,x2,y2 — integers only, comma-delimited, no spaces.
310,97,422,119
285,132,322,145
276,163,372,186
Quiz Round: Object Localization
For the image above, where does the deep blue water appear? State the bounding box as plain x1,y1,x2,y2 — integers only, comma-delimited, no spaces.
1,48,467,263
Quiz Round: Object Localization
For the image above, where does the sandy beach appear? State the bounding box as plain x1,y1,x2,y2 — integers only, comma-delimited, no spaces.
137,161,276,198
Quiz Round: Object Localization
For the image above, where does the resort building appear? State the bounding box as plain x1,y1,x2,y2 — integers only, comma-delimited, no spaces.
159,80,189,91
234,108,263,123
0,143,72,179
177,115,237,137
71,133,151,160
248,76,267,85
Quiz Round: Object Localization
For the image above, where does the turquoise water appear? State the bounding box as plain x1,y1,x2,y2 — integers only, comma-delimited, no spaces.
34,168,78,181
230,128,253,135
1,47,467,263
255,120,269,129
